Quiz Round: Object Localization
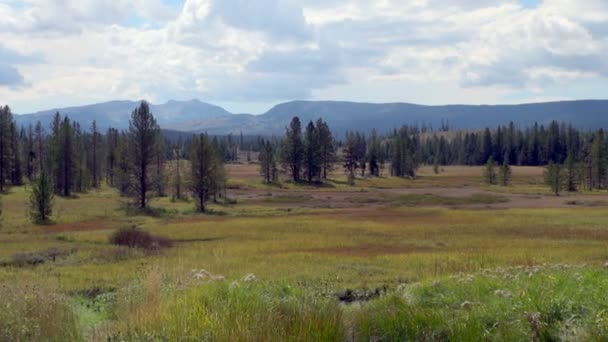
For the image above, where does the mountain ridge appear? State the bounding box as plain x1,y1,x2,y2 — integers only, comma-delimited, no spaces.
12,99,608,135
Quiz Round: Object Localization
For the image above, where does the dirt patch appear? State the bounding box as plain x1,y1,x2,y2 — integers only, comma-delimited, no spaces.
297,243,435,257
47,220,115,233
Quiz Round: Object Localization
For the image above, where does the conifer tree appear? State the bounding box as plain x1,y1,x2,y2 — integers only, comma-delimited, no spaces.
259,139,278,184
499,153,511,186
343,132,359,185
281,117,304,182
484,157,498,185
30,170,54,224
545,161,562,196
128,101,160,209
303,121,321,182
564,151,579,192
316,118,336,179
190,134,224,212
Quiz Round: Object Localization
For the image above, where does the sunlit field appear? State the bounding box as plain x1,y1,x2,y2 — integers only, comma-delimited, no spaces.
2,165,608,340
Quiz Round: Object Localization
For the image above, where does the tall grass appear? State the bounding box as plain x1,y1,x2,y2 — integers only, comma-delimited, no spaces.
106,271,344,341
0,282,82,342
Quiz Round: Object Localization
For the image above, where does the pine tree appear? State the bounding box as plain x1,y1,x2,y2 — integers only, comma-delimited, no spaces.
303,121,322,183
316,118,336,179
591,129,607,189
281,117,304,182
0,106,12,191
90,120,100,188
56,117,75,197
153,136,168,197
484,157,498,185
115,133,131,196
499,153,511,186
343,132,358,185
24,124,35,181
564,152,579,192
129,101,160,209
190,134,224,212
172,140,184,200
9,121,22,185
30,170,54,224
259,139,278,184
368,129,382,177
545,161,562,196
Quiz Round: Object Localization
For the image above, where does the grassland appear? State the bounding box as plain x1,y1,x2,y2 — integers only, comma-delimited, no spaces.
2,165,608,341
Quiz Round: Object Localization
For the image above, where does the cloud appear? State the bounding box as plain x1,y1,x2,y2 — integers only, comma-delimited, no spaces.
0,65,24,86
2,0,608,113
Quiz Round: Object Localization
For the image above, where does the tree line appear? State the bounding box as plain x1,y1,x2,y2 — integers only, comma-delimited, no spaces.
1,102,226,223
4,104,608,223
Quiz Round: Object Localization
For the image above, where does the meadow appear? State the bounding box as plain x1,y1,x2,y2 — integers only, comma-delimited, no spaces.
2,165,608,341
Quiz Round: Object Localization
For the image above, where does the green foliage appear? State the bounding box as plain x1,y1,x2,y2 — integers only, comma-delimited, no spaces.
259,139,279,184
545,162,563,196
499,154,512,186
281,116,305,182
190,134,225,212
390,126,419,178
29,171,54,224
484,157,498,185
128,101,160,209
303,120,322,182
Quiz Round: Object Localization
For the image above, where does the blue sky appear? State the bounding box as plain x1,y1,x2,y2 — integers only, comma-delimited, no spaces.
0,0,607,114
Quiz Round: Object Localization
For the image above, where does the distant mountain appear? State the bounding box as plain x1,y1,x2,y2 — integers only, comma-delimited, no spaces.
15,99,230,130
14,99,608,135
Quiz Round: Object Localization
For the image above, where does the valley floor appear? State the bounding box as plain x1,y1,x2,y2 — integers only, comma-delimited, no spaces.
2,165,608,341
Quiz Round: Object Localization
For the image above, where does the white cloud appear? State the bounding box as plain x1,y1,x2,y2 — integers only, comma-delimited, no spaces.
1,0,608,113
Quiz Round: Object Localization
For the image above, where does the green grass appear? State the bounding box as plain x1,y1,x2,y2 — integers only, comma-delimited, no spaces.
2,165,608,339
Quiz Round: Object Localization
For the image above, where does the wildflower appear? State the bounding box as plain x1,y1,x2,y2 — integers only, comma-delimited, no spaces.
494,289,512,298
242,273,257,282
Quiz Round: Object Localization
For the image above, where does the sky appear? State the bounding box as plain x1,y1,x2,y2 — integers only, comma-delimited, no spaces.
0,0,607,114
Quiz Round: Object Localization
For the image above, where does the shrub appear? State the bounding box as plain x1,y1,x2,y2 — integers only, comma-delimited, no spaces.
110,227,173,251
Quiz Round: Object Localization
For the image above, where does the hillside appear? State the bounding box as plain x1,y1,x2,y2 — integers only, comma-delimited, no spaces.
14,99,608,135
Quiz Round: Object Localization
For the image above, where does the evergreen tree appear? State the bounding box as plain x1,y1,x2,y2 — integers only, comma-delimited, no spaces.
303,121,322,182
368,129,382,177
190,134,224,212
591,129,607,189
316,118,336,179
390,127,419,178
56,117,75,197
115,133,131,196
484,157,498,185
281,117,304,182
128,101,160,209
172,140,184,200
499,153,511,186
343,132,359,185
24,124,35,181
9,121,22,185
0,106,12,191
259,139,278,184
545,161,563,196
564,151,579,192
90,120,101,188
30,170,54,224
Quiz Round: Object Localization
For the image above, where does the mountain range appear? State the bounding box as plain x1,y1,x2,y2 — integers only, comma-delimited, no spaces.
13,99,608,136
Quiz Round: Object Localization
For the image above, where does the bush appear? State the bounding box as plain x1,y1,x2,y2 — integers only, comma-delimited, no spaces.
110,227,173,251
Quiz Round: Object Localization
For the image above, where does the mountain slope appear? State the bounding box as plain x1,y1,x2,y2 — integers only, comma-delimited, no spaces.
13,99,608,135
15,99,230,130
